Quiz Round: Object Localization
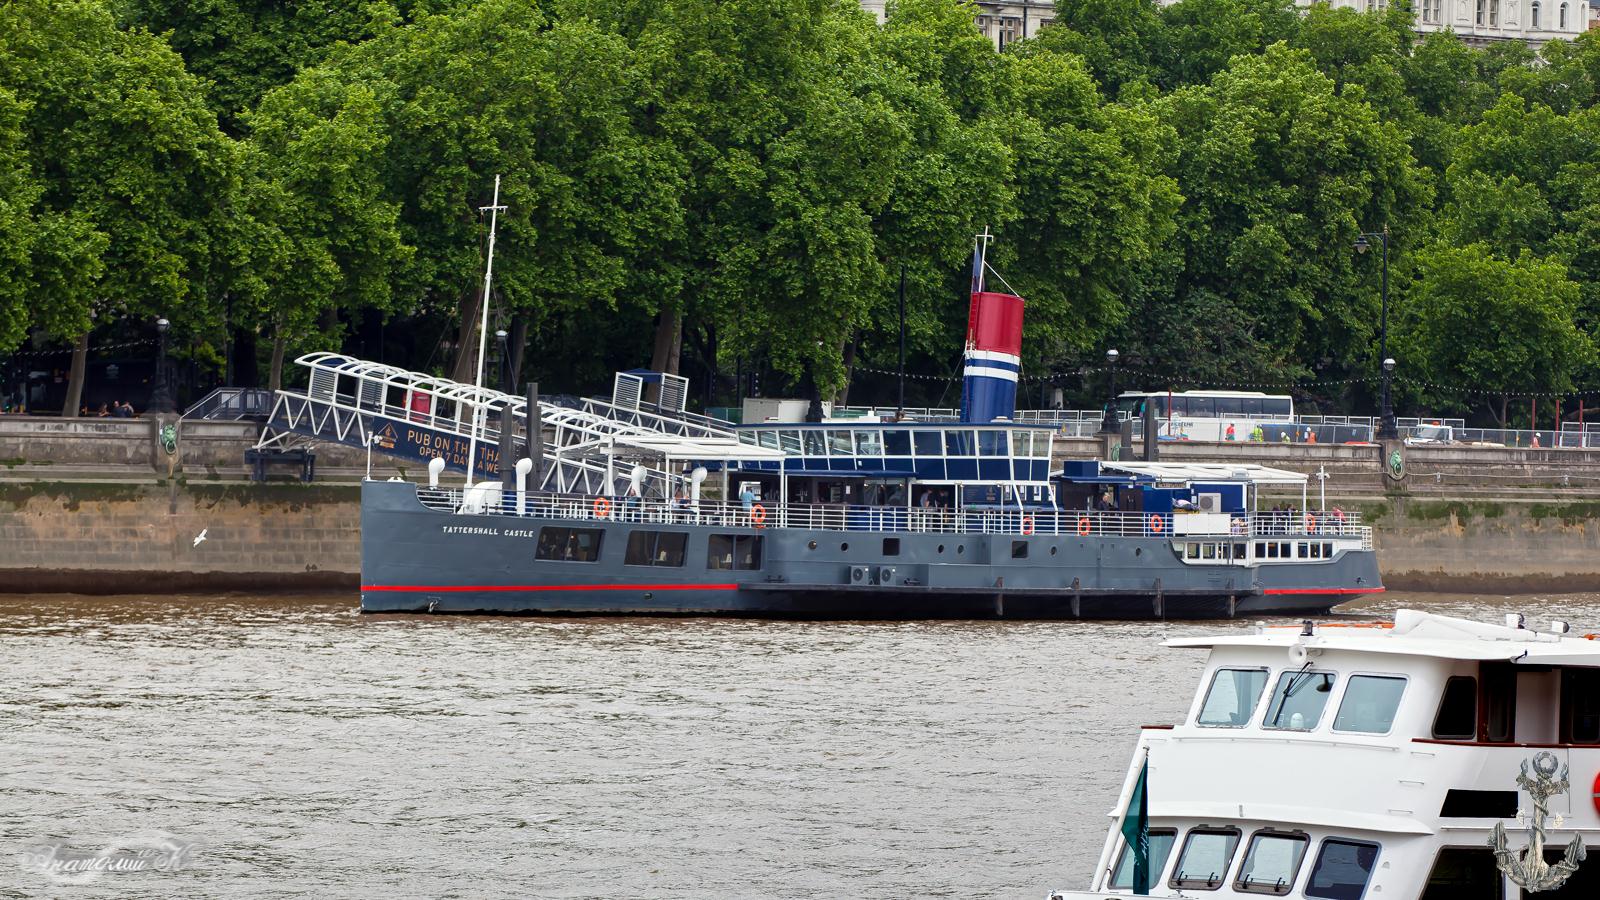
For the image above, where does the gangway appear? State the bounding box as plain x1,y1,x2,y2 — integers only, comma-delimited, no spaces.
253,353,773,498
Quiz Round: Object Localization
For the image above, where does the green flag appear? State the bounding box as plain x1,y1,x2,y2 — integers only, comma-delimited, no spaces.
1120,755,1150,894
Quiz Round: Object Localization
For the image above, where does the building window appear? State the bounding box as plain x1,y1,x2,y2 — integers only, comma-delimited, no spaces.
1477,0,1486,23
1491,0,1500,25
998,16,1022,49
1560,1,1568,27
975,14,995,39
1423,0,1441,21
1533,0,1541,26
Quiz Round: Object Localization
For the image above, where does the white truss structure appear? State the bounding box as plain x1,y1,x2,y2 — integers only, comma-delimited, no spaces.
255,353,762,498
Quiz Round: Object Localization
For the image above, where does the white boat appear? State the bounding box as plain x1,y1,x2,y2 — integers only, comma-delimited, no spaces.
1049,610,1599,899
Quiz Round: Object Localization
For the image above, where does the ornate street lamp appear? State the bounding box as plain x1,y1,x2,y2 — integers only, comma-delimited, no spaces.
1355,229,1397,439
149,317,175,413
1100,348,1121,434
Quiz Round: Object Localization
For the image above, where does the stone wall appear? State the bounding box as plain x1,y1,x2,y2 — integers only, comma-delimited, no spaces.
1360,498,1600,593
0,481,360,593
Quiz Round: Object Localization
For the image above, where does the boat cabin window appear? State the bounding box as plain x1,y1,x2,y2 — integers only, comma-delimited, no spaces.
536,527,604,562
1482,663,1516,743
978,430,1008,456
707,535,763,570
944,430,975,456
1262,669,1336,732
1110,828,1176,890
1332,675,1407,735
1197,668,1269,727
1420,847,1502,900
624,531,687,568
1011,540,1028,559
1170,827,1241,891
913,430,942,456
884,429,911,456
1561,667,1600,743
1304,839,1379,900
1539,844,1600,897
1234,830,1308,895
854,430,883,456
803,430,827,455
1432,676,1477,740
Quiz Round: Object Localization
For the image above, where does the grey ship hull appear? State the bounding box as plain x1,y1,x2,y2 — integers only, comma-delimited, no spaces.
360,481,1382,619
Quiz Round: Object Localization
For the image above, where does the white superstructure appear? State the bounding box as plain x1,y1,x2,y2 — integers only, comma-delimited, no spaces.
1051,610,1600,899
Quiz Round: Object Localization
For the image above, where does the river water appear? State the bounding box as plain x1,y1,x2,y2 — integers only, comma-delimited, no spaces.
4,591,1599,898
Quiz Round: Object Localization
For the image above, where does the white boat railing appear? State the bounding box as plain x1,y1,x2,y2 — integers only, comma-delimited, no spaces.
412,487,1369,541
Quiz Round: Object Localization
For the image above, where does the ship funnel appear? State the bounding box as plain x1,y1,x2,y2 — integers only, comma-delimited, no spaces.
690,466,707,503
427,456,446,489
959,230,1024,423
630,464,647,498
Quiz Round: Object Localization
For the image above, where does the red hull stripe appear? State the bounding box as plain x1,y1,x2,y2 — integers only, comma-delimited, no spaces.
1262,587,1387,596
363,583,741,593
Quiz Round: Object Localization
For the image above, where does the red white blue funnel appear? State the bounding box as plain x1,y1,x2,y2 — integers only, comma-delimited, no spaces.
960,234,1024,423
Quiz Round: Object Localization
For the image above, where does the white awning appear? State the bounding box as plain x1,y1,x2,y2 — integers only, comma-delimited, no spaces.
613,434,788,461
1101,461,1309,486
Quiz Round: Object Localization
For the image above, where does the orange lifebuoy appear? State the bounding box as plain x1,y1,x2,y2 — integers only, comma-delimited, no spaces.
1149,515,1164,534
1593,770,1600,815
1305,513,1317,533
593,497,612,519
1077,516,1091,536
751,503,767,528
1022,515,1035,536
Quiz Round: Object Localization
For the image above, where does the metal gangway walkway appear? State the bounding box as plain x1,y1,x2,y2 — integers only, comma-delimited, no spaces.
253,353,769,498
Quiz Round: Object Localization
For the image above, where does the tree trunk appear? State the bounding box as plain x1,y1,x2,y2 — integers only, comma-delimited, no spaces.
834,335,856,407
507,315,529,390
450,288,480,385
233,325,259,387
269,327,287,394
61,331,89,417
649,309,683,375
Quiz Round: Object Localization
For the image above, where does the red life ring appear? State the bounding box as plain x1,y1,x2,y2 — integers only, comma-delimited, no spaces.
751,503,767,528
1150,515,1164,534
1077,516,1091,536
1305,513,1317,533
1021,515,1035,536
593,497,612,519
1592,770,1600,815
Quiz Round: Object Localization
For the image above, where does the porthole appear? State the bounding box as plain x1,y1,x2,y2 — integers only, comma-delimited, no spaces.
1135,548,1143,557
957,544,965,554
840,542,849,552
808,540,818,550
1050,546,1058,556
937,544,945,553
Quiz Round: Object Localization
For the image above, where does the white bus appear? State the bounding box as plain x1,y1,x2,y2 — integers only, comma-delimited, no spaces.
1112,390,1295,442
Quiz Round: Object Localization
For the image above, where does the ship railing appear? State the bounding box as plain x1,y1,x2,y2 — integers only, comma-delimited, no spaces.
411,487,1368,540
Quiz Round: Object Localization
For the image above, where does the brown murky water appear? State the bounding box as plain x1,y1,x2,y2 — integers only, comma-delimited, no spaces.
4,591,1599,898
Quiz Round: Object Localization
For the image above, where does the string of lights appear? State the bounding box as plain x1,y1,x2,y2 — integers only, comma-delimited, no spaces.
3,338,155,360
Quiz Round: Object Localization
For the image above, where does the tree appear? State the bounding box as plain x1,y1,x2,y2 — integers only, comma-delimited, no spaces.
1399,244,1593,424
0,0,238,415
1030,0,1168,97
1157,0,1299,89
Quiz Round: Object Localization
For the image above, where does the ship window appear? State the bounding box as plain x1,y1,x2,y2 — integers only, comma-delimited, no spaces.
1304,839,1379,899
778,430,803,454
1297,543,1308,558
1110,828,1177,890
757,430,780,450
1011,540,1028,559
1197,667,1269,727
1187,543,1200,559
624,531,687,567
1432,676,1477,740
707,534,763,570
1323,542,1334,557
1482,663,1516,742
1540,844,1600,896
854,430,883,456
1011,430,1033,457
536,527,603,562
884,429,912,455
1563,668,1600,743
913,430,942,455
1235,830,1308,895
1233,543,1247,560
1333,675,1407,734
828,430,854,455
1279,542,1290,557
1171,827,1241,890
803,430,827,456
1263,668,1336,731
1203,543,1218,560
944,430,975,456
978,430,1008,456
1309,543,1322,559
882,538,901,557
1439,789,1517,818
1420,847,1503,900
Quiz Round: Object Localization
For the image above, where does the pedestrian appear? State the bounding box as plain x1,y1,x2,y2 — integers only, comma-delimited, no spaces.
739,482,756,522
96,403,109,417
1225,422,1236,441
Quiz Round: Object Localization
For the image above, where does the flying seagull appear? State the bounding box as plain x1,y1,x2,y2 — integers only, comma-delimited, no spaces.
193,529,208,548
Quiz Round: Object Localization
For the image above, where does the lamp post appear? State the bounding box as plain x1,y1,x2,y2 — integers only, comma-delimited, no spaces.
149,317,175,413
494,329,510,393
1354,228,1397,439
1099,348,1120,434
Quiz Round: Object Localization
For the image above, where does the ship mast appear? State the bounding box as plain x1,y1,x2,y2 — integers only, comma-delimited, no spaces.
465,174,506,487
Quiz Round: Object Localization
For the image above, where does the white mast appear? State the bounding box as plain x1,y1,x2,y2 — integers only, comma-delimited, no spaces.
465,174,506,487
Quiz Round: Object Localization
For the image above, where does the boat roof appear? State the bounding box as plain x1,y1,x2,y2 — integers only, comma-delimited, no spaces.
616,434,788,461
1168,609,1600,665
1100,462,1308,486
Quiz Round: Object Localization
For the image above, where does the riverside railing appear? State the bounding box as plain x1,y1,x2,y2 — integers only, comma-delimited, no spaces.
412,488,1367,540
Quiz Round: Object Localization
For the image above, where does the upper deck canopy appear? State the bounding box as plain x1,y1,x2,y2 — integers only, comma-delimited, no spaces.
1168,609,1600,665
1099,461,1308,486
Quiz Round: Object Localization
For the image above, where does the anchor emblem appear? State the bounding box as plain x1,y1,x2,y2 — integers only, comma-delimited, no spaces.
1490,751,1587,891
